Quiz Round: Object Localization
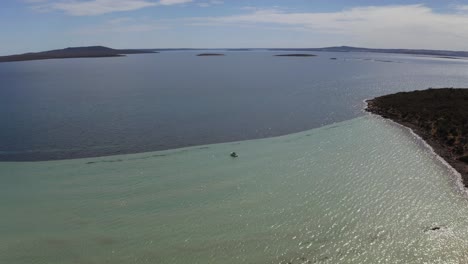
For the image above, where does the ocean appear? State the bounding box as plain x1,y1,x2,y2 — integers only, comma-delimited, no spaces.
1,51,468,263
1,51,468,160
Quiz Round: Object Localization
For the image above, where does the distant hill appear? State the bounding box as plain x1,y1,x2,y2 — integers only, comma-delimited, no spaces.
269,46,468,58
4,45,468,62
0,46,157,63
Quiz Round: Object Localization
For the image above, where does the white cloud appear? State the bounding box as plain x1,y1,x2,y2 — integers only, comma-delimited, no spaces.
75,17,167,34
54,0,156,16
455,5,468,11
29,0,192,16
24,3,468,50
159,0,192,6
23,0,49,3
187,4,468,49
198,0,223,8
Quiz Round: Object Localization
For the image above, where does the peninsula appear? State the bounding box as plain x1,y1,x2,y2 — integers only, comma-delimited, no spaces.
275,54,316,57
197,53,225,56
0,46,157,63
366,88,468,185
270,46,468,58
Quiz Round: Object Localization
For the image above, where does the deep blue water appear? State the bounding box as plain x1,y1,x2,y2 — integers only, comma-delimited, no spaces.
1,51,468,161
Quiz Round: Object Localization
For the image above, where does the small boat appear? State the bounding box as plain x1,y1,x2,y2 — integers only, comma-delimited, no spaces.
230,152,238,158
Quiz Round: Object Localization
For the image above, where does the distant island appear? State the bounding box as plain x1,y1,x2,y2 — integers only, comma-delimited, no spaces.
0,46,157,63
226,49,251,51
275,54,316,57
150,46,468,58
366,88,468,186
197,53,225,56
4,45,468,62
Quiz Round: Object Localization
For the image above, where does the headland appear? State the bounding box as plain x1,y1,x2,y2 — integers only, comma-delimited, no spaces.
197,53,225,56
366,88,468,186
274,54,316,57
0,46,156,63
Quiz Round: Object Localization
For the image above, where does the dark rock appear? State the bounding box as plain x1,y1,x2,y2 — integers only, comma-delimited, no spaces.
459,155,468,164
424,226,443,232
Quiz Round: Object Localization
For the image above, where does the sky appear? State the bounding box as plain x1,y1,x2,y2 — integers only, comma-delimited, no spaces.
2,0,468,55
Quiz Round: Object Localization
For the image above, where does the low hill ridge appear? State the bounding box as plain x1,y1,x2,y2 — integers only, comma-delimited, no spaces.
0,46,156,63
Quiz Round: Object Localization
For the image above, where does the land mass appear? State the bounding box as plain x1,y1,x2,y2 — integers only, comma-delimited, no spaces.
275,54,316,57
0,46,157,63
4,46,468,61
197,53,225,56
270,46,468,58
366,88,468,186
148,46,468,58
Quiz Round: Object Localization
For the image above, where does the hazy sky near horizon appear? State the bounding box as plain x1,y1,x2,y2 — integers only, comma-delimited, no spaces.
3,0,468,55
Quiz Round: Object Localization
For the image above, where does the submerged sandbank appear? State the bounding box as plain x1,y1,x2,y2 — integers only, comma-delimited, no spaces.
2,116,468,263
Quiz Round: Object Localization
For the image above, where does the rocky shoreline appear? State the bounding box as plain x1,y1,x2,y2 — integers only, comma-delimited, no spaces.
366,88,468,186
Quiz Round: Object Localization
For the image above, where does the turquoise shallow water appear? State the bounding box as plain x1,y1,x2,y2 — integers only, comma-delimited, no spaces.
2,115,468,263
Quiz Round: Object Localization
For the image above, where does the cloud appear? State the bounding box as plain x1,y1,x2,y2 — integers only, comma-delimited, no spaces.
74,17,167,34
187,4,468,49
159,0,192,5
29,0,191,16
455,5,468,11
23,0,49,3
24,3,468,50
198,0,223,8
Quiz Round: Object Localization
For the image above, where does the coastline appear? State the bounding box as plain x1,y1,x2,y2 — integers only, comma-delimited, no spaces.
364,106,466,196
365,91,468,187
